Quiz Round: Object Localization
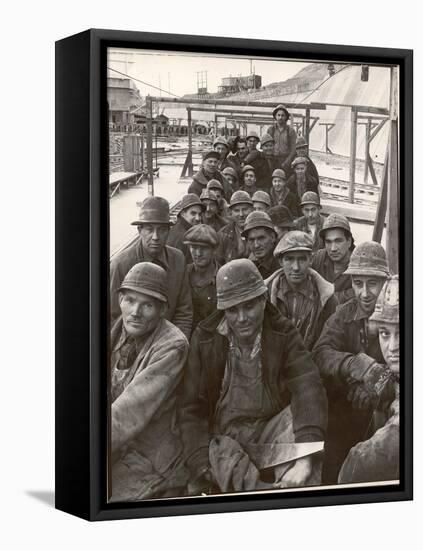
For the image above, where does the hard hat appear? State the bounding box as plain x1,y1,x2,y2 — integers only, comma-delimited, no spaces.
274,230,314,257
246,130,260,141
272,168,287,179
272,104,290,119
252,190,271,207
300,191,321,207
178,193,205,216
292,156,308,168
229,190,254,208
222,166,238,180
202,150,220,161
296,136,308,149
242,211,276,238
261,133,275,146
213,136,229,148
369,275,399,324
216,259,267,310
241,164,256,176
344,241,390,278
268,205,295,228
200,188,219,203
118,262,168,303
207,179,224,192
319,213,352,239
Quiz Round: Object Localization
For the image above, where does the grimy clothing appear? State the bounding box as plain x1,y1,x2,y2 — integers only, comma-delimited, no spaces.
188,168,232,201
311,248,354,304
269,187,300,217
266,124,297,170
186,261,220,330
294,215,325,253
167,216,193,262
217,221,249,265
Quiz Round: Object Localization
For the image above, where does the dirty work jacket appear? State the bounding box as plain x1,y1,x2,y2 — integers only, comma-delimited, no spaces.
269,187,300,217
311,248,354,303
110,240,193,340
266,124,297,171
226,153,248,182
243,150,276,192
188,168,232,202
294,153,320,185
287,173,319,200
216,221,248,265
167,216,193,263
294,215,325,253
180,302,328,478
265,268,337,350
110,317,189,501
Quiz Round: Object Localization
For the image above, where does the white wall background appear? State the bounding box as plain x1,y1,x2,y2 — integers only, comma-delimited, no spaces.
0,1,420,547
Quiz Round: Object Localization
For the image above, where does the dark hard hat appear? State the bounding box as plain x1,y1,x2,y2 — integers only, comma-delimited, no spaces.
252,190,271,207
183,224,219,248
242,211,276,238
319,213,352,239
178,193,205,216
292,156,308,168
296,136,308,149
241,164,256,176
200,188,218,203
272,168,287,179
274,230,313,257
246,131,260,141
272,104,290,119
131,196,172,226
344,241,389,278
118,262,168,303
213,136,229,148
261,133,275,146
300,191,321,207
222,166,238,180
202,150,220,161
268,205,295,228
216,259,267,310
369,275,399,324
207,179,224,192
229,190,254,208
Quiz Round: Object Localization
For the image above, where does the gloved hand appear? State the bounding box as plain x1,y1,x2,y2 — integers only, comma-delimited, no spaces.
346,363,396,410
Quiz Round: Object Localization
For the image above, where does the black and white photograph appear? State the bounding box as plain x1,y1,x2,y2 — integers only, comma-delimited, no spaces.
107,47,401,502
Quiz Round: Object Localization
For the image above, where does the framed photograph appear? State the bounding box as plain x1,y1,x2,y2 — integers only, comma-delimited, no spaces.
55,29,413,521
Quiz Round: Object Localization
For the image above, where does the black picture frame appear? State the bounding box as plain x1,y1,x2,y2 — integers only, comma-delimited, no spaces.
55,28,413,521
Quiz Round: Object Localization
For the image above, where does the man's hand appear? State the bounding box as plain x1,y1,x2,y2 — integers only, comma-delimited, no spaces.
274,456,313,488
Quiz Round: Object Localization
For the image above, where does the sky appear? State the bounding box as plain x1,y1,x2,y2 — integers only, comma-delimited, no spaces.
107,48,312,98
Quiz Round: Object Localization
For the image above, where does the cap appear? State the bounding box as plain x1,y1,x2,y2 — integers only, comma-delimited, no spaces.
216,259,267,310
241,164,256,176
229,190,254,208
252,190,271,207
183,224,219,248
213,136,229,148
272,104,290,119
131,196,172,226
202,150,220,161
274,230,314,257
300,191,321,207
241,211,276,238
222,166,238,180
261,133,275,146
178,193,205,216
272,168,287,180
296,136,308,149
118,262,168,303
268,205,295,228
292,156,308,168
369,276,399,324
319,213,352,239
344,241,390,278
200,188,218,203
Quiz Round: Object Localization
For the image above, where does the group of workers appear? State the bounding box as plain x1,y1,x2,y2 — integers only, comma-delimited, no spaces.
109,104,400,502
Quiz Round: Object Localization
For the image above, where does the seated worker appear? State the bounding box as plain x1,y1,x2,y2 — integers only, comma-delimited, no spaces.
266,104,297,174
222,165,239,193
167,193,205,262
110,197,192,340
338,276,399,484
295,136,320,185
294,192,325,253
252,190,271,213
312,242,394,484
265,231,337,350
312,213,355,303
268,205,296,242
183,224,220,330
269,168,299,217
180,259,327,495
207,179,231,221
239,165,259,198
200,188,227,233
213,136,232,172
242,211,279,279
188,150,232,201
217,191,254,264
110,262,189,502
288,157,319,201
227,137,250,179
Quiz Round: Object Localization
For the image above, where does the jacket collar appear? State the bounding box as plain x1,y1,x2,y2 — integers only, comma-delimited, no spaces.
136,239,170,271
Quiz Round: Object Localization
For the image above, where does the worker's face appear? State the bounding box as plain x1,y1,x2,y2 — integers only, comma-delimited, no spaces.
378,323,400,375
261,141,275,156
214,144,228,159
120,290,164,338
243,170,256,188
294,163,307,177
275,110,288,124
224,174,237,188
225,295,266,345
138,223,169,258
297,146,308,156
237,141,249,158
281,251,312,287
352,275,386,316
247,228,276,260
202,199,218,219
253,202,269,213
324,229,351,263
189,243,215,268
231,204,253,229
180,205,203,226
203,157,218,174
210,188,222,200
302,204,321,225
272,177,286,192
247,137,259,151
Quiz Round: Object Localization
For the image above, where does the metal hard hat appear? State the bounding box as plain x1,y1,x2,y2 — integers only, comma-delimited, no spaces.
202,150,220,161
200,188,218,203
241,211,276,238
183,224,219,248
118,262,168,303
178,193,205,216
300,191,321,207
131,196,172,226
260,133,275,146
292,156,308,168
216,259,267,310
369,275,399,324
268,205,295,228
344,241,390,278
274,230,314,257
319,213,352,239
241,164,256,176
213,136,229,148
272,104,290,119
246,131,260,141
252,190,271,207
207,179,224,192
229,190,254,208
296,136,308,149
272,168,287,180
222,166,238,180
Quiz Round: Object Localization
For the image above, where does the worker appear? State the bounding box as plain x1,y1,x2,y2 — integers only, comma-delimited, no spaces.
188,150,232,201
294,191,325,253
217,190,254,264
288,157,319,201
242,211,279,279
239,165,259,198
268,205,296,242
200,188,227,233
266,104,297,174
167,193,205,261
222,166,239,193
213,136,232,172
207,179,231,221
269,168,299,217
295,136,320,185
252,190,271,213
227,137,250,179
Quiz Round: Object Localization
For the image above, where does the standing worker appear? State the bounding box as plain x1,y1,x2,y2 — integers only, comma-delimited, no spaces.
266,104,297,175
